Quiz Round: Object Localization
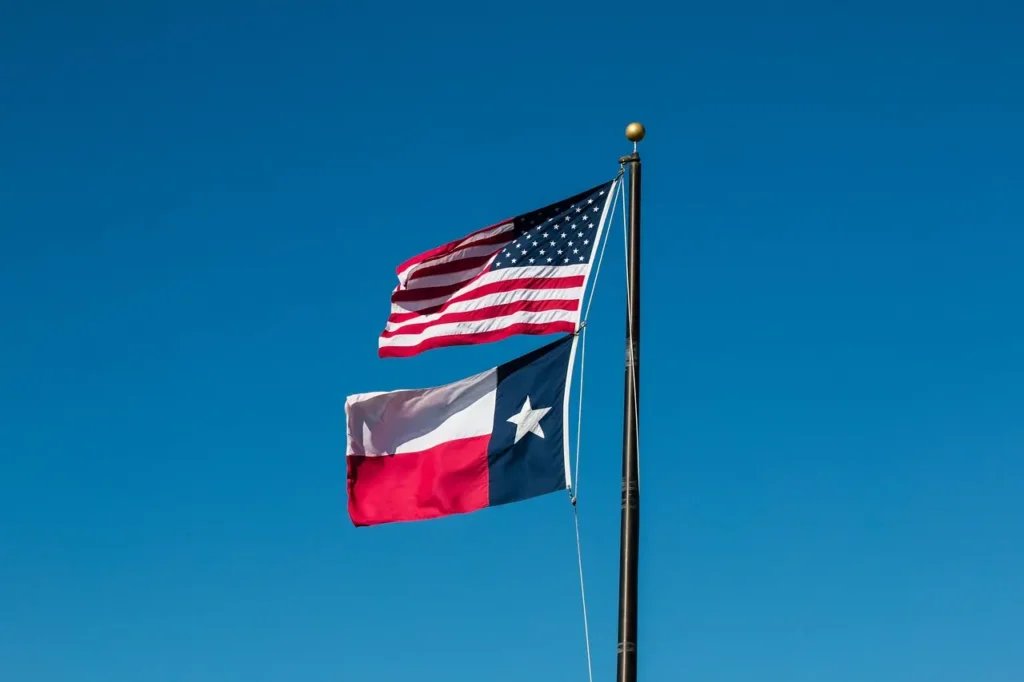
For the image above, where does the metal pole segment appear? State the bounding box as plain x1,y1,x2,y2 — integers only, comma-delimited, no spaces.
616,121,644,682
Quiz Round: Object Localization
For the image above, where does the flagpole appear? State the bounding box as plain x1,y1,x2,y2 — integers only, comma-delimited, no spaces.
617,122,644,682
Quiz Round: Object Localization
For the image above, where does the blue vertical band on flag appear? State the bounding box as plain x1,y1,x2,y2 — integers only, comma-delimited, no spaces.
487,333,576,507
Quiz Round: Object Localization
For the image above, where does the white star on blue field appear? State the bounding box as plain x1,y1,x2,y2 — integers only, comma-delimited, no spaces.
493,186,609,269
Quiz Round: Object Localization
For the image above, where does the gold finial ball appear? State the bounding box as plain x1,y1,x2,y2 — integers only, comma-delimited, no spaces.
625,122,646,143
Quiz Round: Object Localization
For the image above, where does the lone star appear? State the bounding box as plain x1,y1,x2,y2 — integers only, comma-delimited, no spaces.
506,396,552,443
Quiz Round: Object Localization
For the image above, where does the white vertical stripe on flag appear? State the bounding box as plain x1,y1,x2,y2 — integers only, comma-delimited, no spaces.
346,369,498,456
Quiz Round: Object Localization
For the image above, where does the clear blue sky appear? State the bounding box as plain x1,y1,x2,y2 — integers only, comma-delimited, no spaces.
2,2,1022,681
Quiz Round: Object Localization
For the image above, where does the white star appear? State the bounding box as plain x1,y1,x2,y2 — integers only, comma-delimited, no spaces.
587,198,594,204
511,258,517,263
542,232,548,238
532,240,538,246
547,257,553,262
539,249,546,255
506,396,551,443
575,207,583,213
529,258,535,263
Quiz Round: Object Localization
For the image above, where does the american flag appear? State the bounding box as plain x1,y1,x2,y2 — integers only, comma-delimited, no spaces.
378,178,619,358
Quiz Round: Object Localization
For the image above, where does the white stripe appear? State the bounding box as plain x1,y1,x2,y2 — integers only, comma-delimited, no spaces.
390,264,590,314
379,308,580,348
458,221,515,246
345,368,498,456
385,286,584,333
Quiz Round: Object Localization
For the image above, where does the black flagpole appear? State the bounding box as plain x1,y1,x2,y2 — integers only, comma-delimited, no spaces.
617,122,644,682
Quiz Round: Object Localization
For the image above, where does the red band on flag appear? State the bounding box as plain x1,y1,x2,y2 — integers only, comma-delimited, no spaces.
347,436,491,527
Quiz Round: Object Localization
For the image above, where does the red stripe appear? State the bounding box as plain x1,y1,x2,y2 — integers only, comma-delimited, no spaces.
390,266,495,304
388,275,586,321
378,321,577,358
404,252,497,285
347,436,491,526
395,220,513,279
382,298,581,338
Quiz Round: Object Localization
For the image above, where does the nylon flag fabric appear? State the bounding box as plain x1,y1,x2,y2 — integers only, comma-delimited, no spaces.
378,179,618,358
345,334,578,526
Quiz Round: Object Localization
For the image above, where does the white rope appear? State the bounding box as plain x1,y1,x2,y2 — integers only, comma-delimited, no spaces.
569,313,595,682
574,177,620,491
572,503,594,682
568,175,622,682
573,326,587,494
581,174,622,324
621,176,640,485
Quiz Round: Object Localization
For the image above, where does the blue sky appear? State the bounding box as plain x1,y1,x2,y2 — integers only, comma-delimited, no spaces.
2,2,1022,681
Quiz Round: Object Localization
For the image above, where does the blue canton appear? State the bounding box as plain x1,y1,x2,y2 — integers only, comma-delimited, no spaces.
490,181,614,271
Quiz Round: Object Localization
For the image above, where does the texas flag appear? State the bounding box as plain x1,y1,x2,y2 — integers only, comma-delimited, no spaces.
345,334,577,526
